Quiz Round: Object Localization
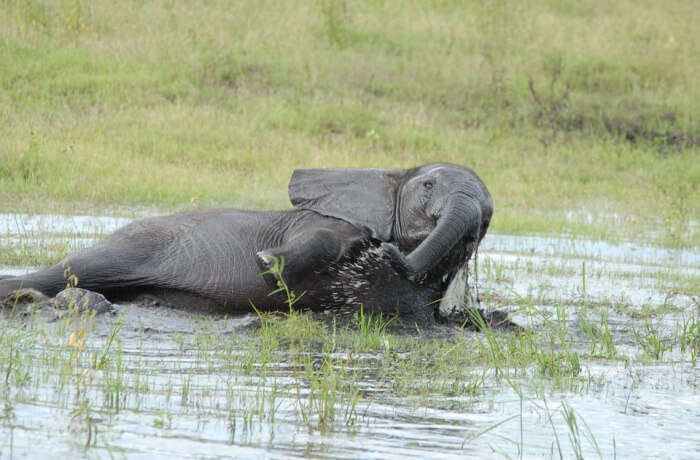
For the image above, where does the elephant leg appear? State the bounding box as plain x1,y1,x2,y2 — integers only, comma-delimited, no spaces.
1,239,153,304
256,228,345,287
0,264,70,302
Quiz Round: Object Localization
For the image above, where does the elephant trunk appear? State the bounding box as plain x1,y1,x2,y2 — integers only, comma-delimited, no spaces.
405,191,481,278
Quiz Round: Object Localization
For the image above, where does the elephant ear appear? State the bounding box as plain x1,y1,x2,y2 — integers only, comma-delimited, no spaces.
288,168,404,241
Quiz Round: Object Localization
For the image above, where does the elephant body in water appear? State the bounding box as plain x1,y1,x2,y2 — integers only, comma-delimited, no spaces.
1,163,507,327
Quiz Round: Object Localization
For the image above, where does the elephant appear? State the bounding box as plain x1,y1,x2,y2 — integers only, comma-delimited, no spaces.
0,162,505,328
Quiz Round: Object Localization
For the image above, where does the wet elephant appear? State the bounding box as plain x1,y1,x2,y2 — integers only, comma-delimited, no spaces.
1,163,501,326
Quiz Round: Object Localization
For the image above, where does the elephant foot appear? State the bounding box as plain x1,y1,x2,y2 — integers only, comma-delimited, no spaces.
2,287,115,320
256,250,278,277
1,288,50,309
256,249,302,289
256,250,284,291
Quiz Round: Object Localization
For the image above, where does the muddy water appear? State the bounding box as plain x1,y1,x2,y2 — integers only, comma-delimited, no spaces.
1,213,699,459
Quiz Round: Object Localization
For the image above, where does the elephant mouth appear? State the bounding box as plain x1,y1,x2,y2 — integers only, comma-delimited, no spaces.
422,237,471,285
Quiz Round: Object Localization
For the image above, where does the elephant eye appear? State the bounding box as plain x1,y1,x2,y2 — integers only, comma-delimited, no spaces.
423,181,433,190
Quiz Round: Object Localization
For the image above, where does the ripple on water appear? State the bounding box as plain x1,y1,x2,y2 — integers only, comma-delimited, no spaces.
0,213,698,458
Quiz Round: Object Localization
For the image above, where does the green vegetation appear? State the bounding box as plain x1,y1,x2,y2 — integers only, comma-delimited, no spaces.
0,0,697,245
0,1,698,456
0,221,697,455
0,284,696,455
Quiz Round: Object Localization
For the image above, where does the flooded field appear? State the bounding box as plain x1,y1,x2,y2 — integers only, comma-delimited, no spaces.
0,214,698,459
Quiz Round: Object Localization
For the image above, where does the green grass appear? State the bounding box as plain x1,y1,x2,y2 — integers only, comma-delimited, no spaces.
0,254,697,456
0,0,697,246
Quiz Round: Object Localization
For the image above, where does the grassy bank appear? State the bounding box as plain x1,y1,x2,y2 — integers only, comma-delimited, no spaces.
0,0,698,246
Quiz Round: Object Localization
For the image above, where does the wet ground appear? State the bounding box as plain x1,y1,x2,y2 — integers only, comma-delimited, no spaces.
0,213,698,459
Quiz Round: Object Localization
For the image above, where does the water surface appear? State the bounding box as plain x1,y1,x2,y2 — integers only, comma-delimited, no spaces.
0,213,698,459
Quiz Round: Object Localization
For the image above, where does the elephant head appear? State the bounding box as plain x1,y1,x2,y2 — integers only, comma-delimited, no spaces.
288,162,493,282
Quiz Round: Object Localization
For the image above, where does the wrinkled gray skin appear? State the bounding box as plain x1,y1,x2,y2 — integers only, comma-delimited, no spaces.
0,163,505,328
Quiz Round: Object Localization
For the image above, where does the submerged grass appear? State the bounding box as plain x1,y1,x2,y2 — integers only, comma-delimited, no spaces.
0,231,698,456
0,242,696,456
1,290,696,455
